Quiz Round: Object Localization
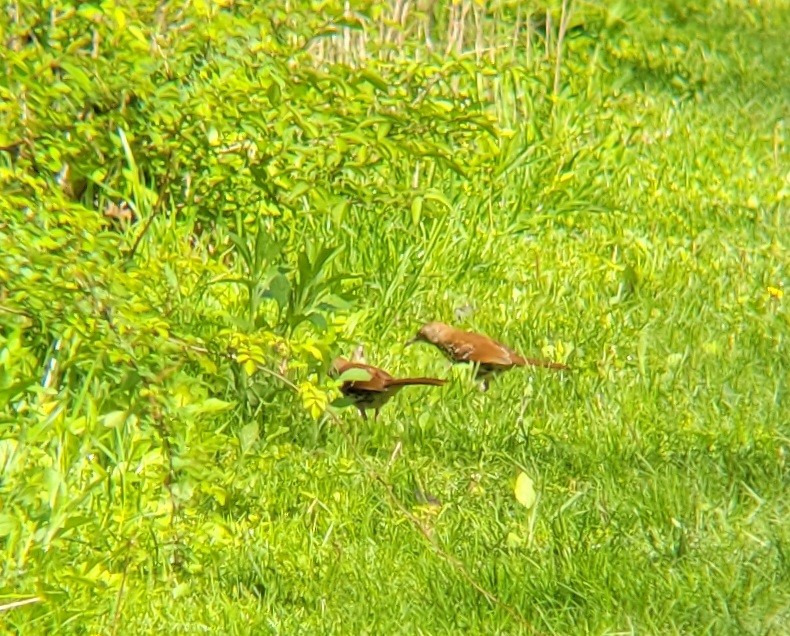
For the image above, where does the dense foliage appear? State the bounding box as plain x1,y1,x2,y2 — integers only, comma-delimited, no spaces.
1,0,787,632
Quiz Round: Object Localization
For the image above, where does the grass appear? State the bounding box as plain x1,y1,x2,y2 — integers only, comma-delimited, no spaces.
1,1,788,634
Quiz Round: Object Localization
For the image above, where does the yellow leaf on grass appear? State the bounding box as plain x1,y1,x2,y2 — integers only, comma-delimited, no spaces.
102,410,127,429
514,472,536,509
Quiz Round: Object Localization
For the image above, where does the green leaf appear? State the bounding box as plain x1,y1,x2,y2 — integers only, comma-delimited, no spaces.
0,439,19,472
76,4,103,21
297,251,311,288
238,422,259,453
243,359,257,376
0,378,35,408
411,196,423,226
311,245,342,278
317,292,354,311
307,313,328,331
330,396,357,408
117,127,137,172
186,398,235,415
423,189,452,211
514,472,537,509
267,82,281,106
267,274,291,311
376,122,392,142
506,531,524,549
253,220,275,271
336,368,372,383
59,62,94,94
101,410,128,429
207,126,219,146
228,232,254,273
331,198,349,225
359,69,389,92
0,513,19,537
265,426,290,443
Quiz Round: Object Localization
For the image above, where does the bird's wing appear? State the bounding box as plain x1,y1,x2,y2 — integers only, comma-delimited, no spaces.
466,333,520,366
342,362,392,392
330,357,352,377
344,380,388,393
448,340,477,361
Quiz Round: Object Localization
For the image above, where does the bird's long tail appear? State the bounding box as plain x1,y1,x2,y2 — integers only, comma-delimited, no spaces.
384,377,447,388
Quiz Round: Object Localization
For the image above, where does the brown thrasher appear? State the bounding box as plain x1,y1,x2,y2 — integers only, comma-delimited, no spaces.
407,321,568,389
330,357,446,420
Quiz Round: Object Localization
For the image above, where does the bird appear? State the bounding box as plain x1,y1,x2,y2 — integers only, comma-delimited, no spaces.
329,356,446,420
407,321,568,390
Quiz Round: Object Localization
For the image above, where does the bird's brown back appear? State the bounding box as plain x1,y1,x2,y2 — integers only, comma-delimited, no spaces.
423,323,525,368
412,321,569,373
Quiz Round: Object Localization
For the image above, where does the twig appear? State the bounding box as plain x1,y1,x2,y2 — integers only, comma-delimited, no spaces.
0,597,42,612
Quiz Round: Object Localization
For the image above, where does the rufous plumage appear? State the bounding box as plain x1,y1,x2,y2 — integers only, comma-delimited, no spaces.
408,321,568,389
330,357,446,419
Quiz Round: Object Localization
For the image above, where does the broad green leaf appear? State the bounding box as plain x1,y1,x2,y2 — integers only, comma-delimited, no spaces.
239,422,259,452
127,25,148,45
59,63,94,94
514,472,536,509
336,368,372,383
267,81,281,105
359,69,388,92
0,513,19,537
113,7,126,30
331,198,349,224
376,122,392,142
267,274,291,311
423,189,452,211
187,398,235,415
330,396,357,409
101,410,128,429
207,126,219,146
307,313,328,332
311,245,342,277
0,378,35,408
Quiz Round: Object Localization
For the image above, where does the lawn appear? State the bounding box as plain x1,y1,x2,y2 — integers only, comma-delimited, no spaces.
1,0,787,633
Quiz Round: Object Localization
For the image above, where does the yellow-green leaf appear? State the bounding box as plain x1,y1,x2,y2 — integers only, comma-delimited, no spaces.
102,410,127,429
188,398,234,414
514,472,536,508
336,368,372,383
207,126,219,146
411,196,423,226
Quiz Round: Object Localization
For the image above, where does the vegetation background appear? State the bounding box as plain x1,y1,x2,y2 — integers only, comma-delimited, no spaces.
1,0,787,633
